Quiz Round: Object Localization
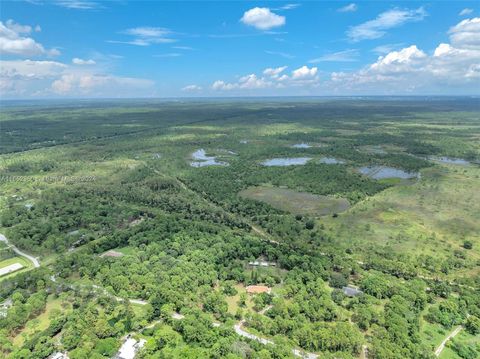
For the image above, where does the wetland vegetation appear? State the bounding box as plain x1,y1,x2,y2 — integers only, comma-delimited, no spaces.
0,98,479,359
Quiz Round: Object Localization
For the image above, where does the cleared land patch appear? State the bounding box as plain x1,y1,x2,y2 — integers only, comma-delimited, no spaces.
239,186,350,216
12,295,71,347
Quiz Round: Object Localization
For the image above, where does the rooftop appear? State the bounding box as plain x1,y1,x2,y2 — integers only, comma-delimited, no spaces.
342,286,363,297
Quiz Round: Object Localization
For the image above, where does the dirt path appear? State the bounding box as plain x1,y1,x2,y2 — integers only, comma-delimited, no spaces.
434,325,463,357
0,233,40,268
259,305,273,315
360,344,368,359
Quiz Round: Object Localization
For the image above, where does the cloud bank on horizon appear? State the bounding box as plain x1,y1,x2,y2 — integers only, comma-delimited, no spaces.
0,1,479,98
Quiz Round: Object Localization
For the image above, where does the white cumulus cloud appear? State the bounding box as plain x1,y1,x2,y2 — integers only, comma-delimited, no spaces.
51,73,153,95
212,65,319,92
240,7,286,30
263,66,287,77
369,45,426,73
72,58,96,65
0,19,59,56
0,59,154,98
330,18,480,94
212,80,236,91
291,65,318,79
182,84,202,92
449,17,480,49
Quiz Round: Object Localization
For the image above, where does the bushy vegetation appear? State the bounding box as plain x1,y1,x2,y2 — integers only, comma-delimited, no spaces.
0,99,479,358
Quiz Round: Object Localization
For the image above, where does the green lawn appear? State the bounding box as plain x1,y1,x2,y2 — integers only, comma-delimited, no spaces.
12,295,71,347
225,284,254,315
420,320,449,351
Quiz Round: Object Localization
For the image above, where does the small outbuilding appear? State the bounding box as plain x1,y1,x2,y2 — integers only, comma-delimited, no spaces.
342,285,363,297
49,352,69,359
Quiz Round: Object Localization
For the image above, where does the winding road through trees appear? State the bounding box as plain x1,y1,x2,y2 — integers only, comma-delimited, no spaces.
0,233,40,268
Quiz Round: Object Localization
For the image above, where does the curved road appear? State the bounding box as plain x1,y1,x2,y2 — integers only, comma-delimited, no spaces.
234,320,318,359
0,233,40,268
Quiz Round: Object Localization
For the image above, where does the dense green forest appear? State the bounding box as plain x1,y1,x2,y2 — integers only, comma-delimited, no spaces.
0,99,479,359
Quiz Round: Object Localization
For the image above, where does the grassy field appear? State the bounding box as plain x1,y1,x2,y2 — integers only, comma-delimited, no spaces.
438,330,480,359
324,162,480,277
12,295,70,347
439,330,480,359
239,185,350,216
420,318,449,351
225,284,255,315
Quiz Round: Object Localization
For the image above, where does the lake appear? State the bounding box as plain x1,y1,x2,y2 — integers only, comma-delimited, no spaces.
358,166,418,179
291,143,311,148
261,157,312,166
190,149,228,167
430,156,470,165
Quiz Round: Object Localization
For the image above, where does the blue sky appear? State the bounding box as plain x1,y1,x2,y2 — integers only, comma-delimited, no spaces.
1,1,479,98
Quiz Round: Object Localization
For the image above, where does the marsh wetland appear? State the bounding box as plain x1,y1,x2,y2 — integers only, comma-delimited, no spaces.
0,98,479,359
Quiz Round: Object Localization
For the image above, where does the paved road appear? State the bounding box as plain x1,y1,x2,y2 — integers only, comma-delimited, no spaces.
234,320,273,345
234,320,318,358
434,325,463,357
93,285,148,306
0,233,40,268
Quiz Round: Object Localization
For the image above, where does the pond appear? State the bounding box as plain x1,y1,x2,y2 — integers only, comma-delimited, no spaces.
358,166,418,179
190,149,228,167
291,143,311,148
320,157,344,164
430,156,470,165
261,157,312,166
